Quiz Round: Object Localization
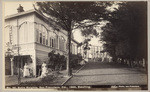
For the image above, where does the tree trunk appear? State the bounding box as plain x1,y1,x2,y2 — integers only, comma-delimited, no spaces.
144,58,147,74
67,30,72,76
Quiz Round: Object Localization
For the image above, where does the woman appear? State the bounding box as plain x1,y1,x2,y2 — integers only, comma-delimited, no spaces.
40,62,48,78
23,63,30,77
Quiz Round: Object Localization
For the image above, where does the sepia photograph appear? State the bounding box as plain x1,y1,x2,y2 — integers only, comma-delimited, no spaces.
3,1,148,91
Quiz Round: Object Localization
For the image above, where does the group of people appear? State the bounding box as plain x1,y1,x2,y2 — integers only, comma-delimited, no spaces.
23,62,48,78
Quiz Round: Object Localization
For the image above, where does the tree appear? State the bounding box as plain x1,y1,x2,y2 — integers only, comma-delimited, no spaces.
36,2,111,76
101,1,147,69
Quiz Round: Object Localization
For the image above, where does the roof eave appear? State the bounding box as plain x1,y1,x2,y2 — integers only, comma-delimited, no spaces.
5,9,36,20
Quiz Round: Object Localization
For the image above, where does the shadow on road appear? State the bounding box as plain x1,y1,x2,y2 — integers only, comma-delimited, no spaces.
73,72,145,77
83,62,128,69
81,61,147,75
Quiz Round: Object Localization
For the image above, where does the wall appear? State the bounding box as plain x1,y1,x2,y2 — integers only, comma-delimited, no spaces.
4,11,80,76
4,13,37,75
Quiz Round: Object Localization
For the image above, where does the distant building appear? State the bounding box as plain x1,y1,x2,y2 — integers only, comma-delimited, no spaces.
4,6,79,76
77,45,110,62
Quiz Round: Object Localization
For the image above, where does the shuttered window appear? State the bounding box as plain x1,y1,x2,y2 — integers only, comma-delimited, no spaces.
40,33,42,44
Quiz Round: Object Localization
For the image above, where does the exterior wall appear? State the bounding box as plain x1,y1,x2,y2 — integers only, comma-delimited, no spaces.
5,10,79,76
34,13,79,66
5,13,36,76
34,14,68,66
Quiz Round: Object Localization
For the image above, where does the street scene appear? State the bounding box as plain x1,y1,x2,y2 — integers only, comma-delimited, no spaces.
4,1,147,90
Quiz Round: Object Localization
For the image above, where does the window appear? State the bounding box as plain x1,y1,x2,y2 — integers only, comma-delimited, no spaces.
56,36,58,48
50,37,55,47
52,39,54,47
36,30,39,42
43,36,45,45
40,33,42,44
53,39,56,48
46,39,48,45
50,37,51,47
59,36,65,51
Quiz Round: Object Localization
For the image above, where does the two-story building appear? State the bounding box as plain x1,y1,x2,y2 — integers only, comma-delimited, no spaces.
4,5,79,76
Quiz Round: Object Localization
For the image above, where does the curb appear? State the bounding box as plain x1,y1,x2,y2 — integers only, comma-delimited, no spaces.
61,75,73,86
61,64,87,86
74,64,86,74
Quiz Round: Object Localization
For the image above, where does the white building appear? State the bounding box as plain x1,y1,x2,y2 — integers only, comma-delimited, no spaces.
4,6,79,76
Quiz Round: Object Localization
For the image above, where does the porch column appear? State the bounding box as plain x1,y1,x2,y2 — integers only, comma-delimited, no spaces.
31,54,36,77
10,58,14,76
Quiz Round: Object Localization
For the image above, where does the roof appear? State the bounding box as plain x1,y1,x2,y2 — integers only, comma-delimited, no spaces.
5,9,80,45
5,9,58,29
5,9,36,20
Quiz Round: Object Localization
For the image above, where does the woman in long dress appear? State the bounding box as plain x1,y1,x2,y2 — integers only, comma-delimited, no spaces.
40,62,48,78
23,63,30,77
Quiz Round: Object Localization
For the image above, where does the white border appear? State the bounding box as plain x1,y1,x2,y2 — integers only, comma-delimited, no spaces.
0,0,149,92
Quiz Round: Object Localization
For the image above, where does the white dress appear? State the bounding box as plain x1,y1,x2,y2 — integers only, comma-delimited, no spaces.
40,63,48,78
23,65,30,77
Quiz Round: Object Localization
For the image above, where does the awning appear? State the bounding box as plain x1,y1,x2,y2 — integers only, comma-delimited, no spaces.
13,55,32,63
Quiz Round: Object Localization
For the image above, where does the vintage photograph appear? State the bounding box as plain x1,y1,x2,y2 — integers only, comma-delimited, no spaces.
3,1,148,90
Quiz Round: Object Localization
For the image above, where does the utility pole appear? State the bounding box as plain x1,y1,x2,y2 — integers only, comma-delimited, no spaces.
17,17,21,85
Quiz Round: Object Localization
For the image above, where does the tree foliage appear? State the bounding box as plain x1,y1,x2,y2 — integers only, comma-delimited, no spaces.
101,2,147,62
48,50,82,70
36,1,112,75
36,2,110,31
48,50,66,70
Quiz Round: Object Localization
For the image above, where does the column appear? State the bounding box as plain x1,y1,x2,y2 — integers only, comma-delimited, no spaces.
10,58,14,76
31,52,36,77
47,32,49,46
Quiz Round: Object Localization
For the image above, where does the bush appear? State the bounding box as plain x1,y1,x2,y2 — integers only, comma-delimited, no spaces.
70,53,83,68
48,50,83,71
48,50,66,71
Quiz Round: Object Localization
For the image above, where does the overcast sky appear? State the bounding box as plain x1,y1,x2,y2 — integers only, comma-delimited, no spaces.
4,1,113,46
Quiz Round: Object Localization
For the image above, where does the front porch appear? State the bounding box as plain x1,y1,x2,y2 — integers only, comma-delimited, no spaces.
6,55,33,77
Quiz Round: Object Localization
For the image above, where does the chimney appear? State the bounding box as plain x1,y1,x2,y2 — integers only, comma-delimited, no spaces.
17,4,24,13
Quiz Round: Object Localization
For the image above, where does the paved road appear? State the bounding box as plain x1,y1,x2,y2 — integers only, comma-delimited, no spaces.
65,61,147,85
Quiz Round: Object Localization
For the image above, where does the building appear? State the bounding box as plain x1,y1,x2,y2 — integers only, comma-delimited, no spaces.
4,5,79,76
77,45,110,62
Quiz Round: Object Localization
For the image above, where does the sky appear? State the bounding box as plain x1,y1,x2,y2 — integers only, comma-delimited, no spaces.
4,1,115,46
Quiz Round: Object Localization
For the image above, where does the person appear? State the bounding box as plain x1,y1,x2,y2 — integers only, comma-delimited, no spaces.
40,62,48,78
23,63,30,77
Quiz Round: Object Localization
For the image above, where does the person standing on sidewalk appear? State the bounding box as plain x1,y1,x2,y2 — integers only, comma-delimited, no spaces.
23,63,30,77
40,62,48,78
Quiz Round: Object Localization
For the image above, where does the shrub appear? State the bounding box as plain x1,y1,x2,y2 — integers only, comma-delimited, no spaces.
48,50,83,71
70,53,83,68
48,50,66,71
